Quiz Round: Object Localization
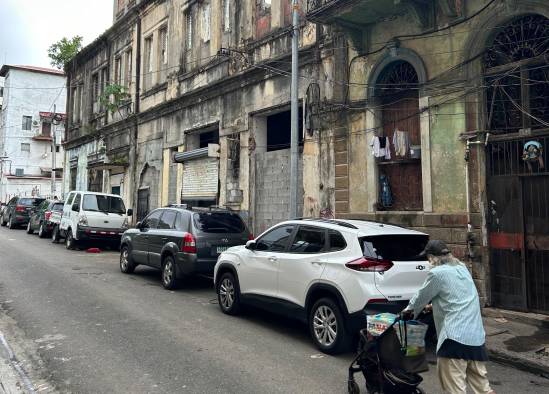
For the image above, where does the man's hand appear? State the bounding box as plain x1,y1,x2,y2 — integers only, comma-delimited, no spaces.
401,309,414,321
423,304,433,313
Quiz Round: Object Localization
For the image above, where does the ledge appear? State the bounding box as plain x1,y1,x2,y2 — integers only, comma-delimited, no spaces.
141,82,167,99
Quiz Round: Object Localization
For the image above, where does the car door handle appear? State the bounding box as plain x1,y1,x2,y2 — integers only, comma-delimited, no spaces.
162,237,168,241
268,256,278,262
311,260,327,265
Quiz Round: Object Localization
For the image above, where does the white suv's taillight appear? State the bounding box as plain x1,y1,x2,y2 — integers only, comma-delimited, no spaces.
345,257,393,272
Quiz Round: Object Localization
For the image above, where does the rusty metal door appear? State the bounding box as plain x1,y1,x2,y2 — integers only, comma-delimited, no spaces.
487,135,549,313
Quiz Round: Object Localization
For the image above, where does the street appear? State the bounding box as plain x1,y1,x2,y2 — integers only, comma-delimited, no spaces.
0,226,548,394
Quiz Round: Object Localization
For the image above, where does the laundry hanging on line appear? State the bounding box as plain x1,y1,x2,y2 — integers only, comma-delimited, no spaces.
393,129,410,158
370,136,391,160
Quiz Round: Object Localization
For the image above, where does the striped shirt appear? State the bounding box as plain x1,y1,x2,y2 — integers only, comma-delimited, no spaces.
407,262,486,352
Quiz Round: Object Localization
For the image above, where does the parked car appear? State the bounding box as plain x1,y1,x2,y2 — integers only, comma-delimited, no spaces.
60,191,133,250
119,206,252,289
26,199,64,238
213,218,430,354
1,197,46,229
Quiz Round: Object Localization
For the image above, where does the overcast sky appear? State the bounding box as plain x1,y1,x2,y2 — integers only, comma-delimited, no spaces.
0,0,113,69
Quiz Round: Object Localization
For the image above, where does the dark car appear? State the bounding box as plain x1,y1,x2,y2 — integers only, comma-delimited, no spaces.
1,197,46,229
26,200,64,238
119,207,252,289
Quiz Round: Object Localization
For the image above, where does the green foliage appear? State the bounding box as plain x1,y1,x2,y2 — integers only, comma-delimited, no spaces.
48,36,83,70
100,84,131,115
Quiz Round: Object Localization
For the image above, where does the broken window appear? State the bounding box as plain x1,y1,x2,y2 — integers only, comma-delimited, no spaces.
158,26,168,82
266,109,303,152
199,129,219,148
185,10,194,50
22,115,32,130
485,15,549,133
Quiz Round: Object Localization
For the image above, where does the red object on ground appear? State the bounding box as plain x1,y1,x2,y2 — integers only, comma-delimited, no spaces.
86,248,101,253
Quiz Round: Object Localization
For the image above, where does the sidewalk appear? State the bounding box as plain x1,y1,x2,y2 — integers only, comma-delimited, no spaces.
483,308,549,378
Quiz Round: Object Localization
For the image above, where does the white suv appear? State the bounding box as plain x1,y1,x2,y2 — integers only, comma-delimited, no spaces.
213,218,430,354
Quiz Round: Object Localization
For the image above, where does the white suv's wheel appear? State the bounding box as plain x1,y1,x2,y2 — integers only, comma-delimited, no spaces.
217,272,241,315
66,230,77,250
309,297,350,354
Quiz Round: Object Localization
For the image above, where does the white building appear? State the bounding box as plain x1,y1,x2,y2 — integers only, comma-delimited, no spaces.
0,65,66,202
0,77,4,109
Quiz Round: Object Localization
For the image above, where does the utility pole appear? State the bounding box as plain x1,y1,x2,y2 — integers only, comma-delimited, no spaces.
51,104,56,198
289,0,299,219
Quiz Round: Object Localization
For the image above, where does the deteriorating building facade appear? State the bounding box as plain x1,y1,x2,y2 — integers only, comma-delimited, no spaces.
65,0,549,313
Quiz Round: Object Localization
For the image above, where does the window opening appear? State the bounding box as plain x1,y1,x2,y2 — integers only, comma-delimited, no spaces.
266,109,303,152
22,115,32,130
485,15,549,133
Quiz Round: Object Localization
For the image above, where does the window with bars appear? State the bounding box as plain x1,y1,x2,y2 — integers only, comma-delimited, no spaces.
21,143,30,152
485,15,549,133
22,116,32,130
100,67,108,111
158,26,168,82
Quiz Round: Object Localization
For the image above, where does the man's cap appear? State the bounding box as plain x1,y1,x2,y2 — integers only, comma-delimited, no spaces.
419,240,450,257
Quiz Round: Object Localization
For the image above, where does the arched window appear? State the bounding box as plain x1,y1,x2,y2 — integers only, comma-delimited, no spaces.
376,60,423,211
485,15,549,133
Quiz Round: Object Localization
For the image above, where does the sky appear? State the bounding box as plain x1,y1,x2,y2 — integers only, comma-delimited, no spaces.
0,0,113,70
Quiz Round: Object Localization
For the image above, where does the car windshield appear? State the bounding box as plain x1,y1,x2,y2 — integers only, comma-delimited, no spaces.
360,234,429,261
82,195,126,214
52,203,64,212
193,212,246,234
19,198,45,206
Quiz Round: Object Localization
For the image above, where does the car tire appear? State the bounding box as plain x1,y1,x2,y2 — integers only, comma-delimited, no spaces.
26,221,34,234
217,272,241,315
1,214,7,226
66,229,77,250
309,297,351,355
52,225,61,243
119,245,136,274
8,216,16,229
38,222,47,238
161,255,178,290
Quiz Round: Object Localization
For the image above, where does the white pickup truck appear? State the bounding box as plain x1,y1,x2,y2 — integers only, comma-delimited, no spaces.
60,191,133,249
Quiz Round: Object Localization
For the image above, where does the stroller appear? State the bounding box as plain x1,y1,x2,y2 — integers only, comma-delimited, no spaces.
347,315,428,394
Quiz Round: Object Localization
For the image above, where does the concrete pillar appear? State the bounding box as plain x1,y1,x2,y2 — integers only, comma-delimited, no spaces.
366,107,380,212
420,96,433,212
161,148,171,206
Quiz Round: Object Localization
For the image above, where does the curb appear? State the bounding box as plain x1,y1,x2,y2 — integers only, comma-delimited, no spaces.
487,347,549,379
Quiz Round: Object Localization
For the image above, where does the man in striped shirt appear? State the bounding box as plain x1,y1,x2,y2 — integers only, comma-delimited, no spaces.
404,240,495,394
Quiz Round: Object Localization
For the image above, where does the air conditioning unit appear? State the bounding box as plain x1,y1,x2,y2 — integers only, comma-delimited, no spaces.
32,120,39,126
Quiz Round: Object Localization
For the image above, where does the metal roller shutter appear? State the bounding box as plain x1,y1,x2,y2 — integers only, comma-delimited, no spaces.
182,157,218,200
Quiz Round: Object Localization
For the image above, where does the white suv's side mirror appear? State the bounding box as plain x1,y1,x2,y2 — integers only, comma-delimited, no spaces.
245,240,256,251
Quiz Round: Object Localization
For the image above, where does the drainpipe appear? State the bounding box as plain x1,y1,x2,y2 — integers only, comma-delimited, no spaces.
130,11,142,218
464,133,490,259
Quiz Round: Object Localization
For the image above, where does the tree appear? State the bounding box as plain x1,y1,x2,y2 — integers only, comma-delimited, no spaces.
100,84,131,115
47,36,83,70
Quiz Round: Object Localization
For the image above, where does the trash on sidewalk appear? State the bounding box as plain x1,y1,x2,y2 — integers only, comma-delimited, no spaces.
535,346,549,356
494,317,508,323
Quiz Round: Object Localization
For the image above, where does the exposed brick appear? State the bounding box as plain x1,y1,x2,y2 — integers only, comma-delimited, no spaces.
335,189,349,202
450,244,468,259
381,212,424,228
335,151,348,165
335,164,348,177
470,213,482,228
335,176,349,189
335,201,349,213
334,139,347,153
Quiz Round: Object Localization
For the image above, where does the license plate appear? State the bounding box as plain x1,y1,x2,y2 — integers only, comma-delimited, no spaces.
216,246,229,254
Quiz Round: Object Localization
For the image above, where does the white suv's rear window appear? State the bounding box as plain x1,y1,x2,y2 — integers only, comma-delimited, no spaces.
360,234,428,261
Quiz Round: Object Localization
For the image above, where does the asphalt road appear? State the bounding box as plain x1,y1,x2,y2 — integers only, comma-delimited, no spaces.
0,226,548,394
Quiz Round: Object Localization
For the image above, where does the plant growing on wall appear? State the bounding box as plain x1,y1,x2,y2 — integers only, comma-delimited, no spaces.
99,84,131,115
48,36,83,70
